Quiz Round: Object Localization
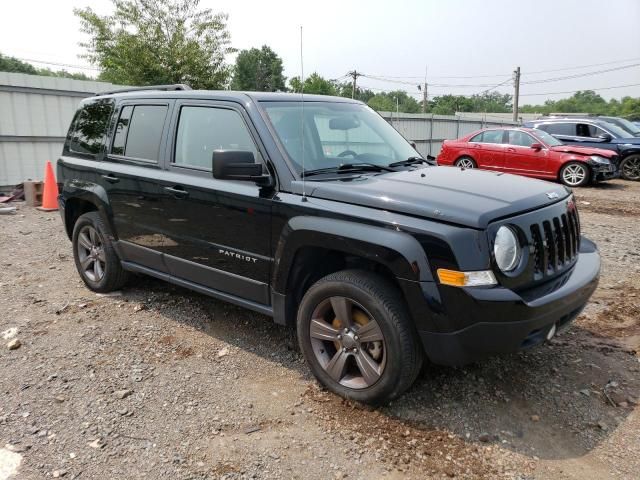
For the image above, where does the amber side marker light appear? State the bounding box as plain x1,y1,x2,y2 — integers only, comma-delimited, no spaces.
437,268,497,287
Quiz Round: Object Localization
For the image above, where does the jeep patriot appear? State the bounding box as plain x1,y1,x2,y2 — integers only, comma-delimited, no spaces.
57,85,600,404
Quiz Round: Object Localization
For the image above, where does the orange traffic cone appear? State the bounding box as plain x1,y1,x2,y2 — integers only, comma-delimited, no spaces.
36,160,59,211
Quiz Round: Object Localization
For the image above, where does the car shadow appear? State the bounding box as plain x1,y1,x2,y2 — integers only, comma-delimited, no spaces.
124,275,638,462
584,181,628,191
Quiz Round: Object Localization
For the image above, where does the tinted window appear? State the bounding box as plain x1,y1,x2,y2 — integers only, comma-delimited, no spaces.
67,99,113,157
481,130,504,144
577,123,605,138
174,106,258,169
112,106,133,155
469,132,483,142
113,105,167,161
508,130,535,147
540,123,576,136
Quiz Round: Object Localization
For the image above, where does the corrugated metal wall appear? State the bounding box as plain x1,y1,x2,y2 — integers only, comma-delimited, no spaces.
379,112,519,158
0,73,519,186
0,72,122,187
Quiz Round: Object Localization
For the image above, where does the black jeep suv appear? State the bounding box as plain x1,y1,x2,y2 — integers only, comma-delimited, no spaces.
58,85,600,404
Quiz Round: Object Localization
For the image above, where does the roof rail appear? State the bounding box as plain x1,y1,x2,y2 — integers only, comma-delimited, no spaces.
95,84,192,96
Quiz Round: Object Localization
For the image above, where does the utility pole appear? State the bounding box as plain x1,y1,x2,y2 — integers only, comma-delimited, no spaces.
347,70,362,99
512,66,521,122
422,65,428,113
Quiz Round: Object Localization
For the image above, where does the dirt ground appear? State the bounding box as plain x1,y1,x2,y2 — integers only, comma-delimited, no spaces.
1,179,639,480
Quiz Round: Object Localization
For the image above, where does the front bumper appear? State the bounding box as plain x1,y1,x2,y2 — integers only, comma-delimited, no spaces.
418,237,600,366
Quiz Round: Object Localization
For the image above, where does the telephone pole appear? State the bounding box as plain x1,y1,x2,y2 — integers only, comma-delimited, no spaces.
422,65,428,113
512,66,521,122
347,70,362,99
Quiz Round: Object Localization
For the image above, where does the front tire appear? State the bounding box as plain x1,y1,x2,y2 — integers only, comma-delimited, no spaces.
297,270,423,405
560,162,590,187
620,154,640,181
454,156,476,169
72,211,129,292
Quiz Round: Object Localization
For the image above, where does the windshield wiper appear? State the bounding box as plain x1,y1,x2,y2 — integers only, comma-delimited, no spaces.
388,155,436,167
301,163,395,178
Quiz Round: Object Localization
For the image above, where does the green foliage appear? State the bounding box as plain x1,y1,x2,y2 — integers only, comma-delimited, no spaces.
74,0,234,89
428,92,511,115
0,53,92,80
231,45,286,92
0,53,38,74
521,90,640,119
289,73,338,95
335,82,376,103
367,90,421,113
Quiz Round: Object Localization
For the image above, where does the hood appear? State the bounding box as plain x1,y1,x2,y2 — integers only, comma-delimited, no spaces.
298,167,570,229
550,145,616,157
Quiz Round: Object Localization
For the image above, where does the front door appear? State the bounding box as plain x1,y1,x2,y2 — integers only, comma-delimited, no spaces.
154,101,273,305
503,130,550,178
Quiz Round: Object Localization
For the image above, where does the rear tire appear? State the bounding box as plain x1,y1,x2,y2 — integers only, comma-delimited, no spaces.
620,154,640,181
559,162,590,187
72,211,129,293
454,156,476,169
297,270,423,405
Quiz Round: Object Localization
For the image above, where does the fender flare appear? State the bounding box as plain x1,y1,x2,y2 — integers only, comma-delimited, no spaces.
271,216,433,294
61,179,115,238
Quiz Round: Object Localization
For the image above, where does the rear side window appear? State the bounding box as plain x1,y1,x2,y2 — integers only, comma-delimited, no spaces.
481,130,504,144
66,99,114,158
111,105,168,162
540,123,576,136
174,106,259,169
469,132,483,142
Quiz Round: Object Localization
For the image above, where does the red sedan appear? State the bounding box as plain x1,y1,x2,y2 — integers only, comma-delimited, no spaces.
437,127,618,187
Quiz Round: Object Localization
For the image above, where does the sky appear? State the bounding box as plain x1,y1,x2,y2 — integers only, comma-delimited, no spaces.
1,0,639,105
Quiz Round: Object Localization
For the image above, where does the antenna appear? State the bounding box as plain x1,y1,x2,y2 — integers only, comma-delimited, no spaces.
300,25,307,201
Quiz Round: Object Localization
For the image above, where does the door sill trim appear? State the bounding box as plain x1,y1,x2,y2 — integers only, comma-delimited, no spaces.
121,261,274,317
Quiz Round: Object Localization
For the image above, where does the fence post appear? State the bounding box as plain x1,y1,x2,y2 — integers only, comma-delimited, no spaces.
428,114,434,156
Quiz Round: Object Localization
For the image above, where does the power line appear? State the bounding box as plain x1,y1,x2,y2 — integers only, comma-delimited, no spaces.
519,82,640,96
12,56,101,71
521,63,640,85
362,57,640,80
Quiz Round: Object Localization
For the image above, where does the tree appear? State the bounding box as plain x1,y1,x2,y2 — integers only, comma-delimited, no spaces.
429,95,475,115
0,53,38,74
335,82,375,103
470,91,512,113
0,52,93,80
74,0,234,89
231,46,286,91
289,73,337,95
367,90,421,113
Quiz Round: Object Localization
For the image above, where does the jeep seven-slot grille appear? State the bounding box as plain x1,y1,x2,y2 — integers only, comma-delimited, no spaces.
530,208,580,276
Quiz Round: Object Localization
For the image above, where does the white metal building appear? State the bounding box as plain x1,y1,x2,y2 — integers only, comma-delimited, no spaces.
0,72,122,187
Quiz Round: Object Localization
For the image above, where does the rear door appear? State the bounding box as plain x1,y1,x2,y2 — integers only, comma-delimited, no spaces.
470,129,506,170
503,130,550,178
102,100,174,271
153,100,274,305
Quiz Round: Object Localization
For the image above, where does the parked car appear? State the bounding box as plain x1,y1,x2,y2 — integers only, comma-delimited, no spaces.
57,86,600,404
437,127,618,187
523,118,640,181
596,116,640,137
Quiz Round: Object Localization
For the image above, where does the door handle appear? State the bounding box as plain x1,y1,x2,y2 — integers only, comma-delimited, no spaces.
101,173,120,183
506,147,516,152
164,186,190,199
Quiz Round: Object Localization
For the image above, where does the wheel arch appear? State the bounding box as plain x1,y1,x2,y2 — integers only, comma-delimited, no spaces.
271,217,433,327
62,180,114,240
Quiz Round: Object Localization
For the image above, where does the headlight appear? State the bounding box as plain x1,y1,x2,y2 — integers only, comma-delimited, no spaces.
589,155,610,165
494,226,521,272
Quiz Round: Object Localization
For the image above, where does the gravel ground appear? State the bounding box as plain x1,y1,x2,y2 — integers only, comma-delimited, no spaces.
1,179,639,479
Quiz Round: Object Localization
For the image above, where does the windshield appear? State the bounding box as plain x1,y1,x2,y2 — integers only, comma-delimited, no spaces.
261,101,419,173
532,129,563,146
602,117,640,136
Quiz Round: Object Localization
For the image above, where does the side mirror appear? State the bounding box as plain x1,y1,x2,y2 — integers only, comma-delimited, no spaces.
530,143,543,150
212,150,271,186
597,133,612,142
